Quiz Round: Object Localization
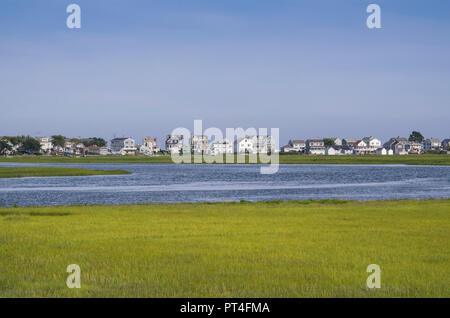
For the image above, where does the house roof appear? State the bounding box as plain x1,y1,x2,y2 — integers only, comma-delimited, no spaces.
290,139,305,144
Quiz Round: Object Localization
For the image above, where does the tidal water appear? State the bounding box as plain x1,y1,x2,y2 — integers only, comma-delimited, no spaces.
0,163,449,207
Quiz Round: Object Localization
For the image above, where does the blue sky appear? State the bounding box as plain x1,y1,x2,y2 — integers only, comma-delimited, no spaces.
1,0,449,145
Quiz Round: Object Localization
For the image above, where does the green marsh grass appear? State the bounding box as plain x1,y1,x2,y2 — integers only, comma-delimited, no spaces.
0,154,449,165
0,167,130,178
0,199,449,297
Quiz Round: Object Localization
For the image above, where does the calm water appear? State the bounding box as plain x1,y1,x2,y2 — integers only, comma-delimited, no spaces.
1,163,450,206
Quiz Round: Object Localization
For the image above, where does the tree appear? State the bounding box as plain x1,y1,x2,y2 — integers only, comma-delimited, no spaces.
82,137,106,147
409,131,424,143
51,135,66,149
20,136,41,154
0,139,12,155
91,137,106,147
70,138,81,145
323,138,335,147
4,136,23,146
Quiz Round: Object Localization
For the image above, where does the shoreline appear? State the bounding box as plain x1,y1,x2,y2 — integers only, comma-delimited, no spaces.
1,198,449,210
0,167,131,179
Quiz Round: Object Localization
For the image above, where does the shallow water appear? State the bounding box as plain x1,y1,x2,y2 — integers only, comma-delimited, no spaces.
0,163,449,206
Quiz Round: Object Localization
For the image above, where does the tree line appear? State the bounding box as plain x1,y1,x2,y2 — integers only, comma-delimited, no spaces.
0,135,107,155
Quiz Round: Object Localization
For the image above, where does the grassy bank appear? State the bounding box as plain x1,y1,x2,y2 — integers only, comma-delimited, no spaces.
0,167,130,178
0,154,449,165
0,199,449,297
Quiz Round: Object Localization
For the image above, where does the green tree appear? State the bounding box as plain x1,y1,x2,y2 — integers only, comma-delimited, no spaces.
323,138,335,147
21,136,41,154
4,136,23,146
51,135,66,149
0,139,12,155
70,138,81,145
409,131,424,143
82,137,106,147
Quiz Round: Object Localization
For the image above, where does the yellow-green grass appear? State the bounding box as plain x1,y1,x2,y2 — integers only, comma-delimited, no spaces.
0,154,449,165
0,167,130,178
0,199,449,297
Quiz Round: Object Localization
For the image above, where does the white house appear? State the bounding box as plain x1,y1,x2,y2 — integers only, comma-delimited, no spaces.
306,139,325,155
87,145,110,155
326,146,340,156
140,137,159,156
362,136,382,152
423,138,440,152
376,148,387,155
249,135,275,154
190,135,208,154
353,140,370,155
111,137,137,155
234,137,256,154
340,147,354,155
208,139,233,155
36,137,52,153
342,138,357,147
281,140,306,153
406,142,423,154
165,135,184,154
333,138,342,146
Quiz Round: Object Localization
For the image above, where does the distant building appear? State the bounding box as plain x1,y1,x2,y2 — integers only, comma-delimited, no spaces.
166,135,184,154
234,137,256,154
340,146,354,155
423,138,440,151
333,138,342,146
140,137,159,156
393,142,409,155
362,136,382,152
325,146,340,156
442,139,450,151
208,139,233,155
342,138,357,147
111,137,137,155
306,139,325,155
354,140,370,155
87,145,110,155
190,135,208,154
281,140,306,153
251,135,275,154
383,137,408,151
375,148,393,155
36,137,52,153
406,141,423,154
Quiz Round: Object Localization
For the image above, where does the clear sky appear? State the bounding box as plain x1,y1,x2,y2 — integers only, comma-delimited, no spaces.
1,0,449,146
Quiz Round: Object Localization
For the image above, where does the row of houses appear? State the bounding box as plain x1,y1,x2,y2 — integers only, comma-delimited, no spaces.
165,135,275,155
52,135,276,156
4,135,449,157
34,137,111,156
281,137,450,155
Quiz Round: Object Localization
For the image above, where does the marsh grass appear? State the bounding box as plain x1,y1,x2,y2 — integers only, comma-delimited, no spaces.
0,199,449,297
0,154,449,165
0,167,130,178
